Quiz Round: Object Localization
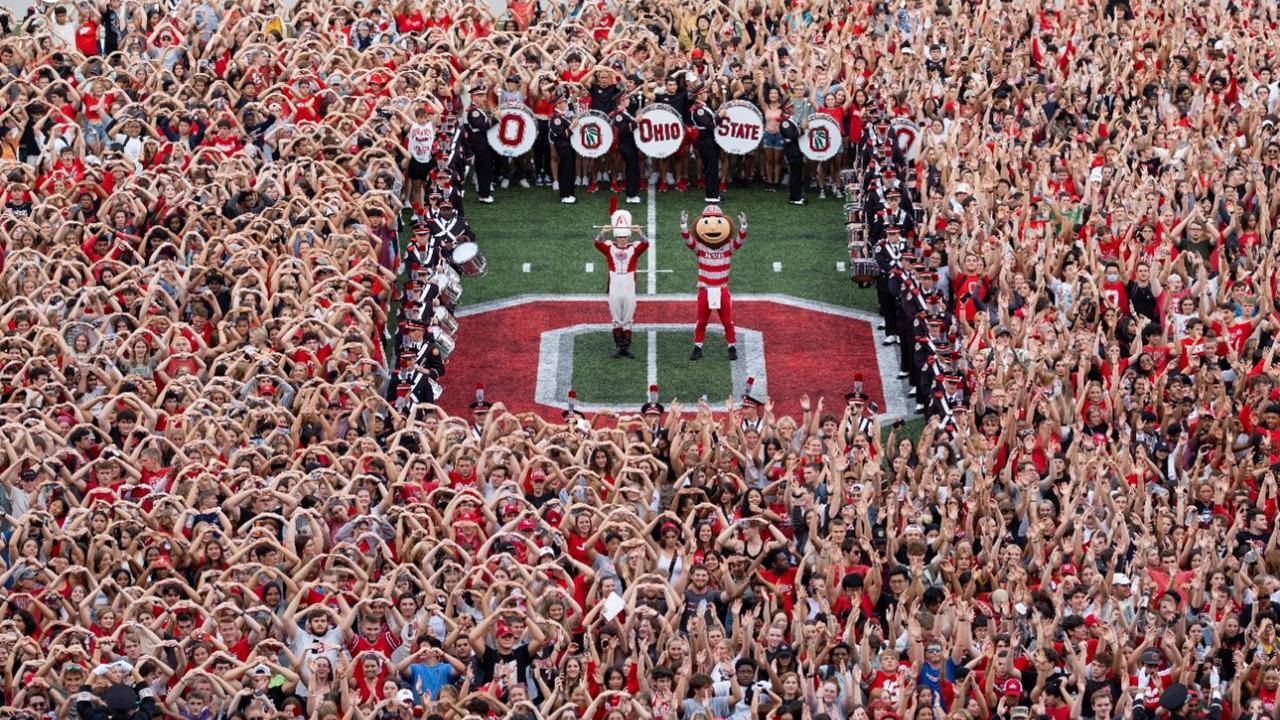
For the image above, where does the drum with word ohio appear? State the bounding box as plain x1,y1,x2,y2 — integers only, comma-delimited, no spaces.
633,103,684,159
801,114,843,162
715,100,764,155
570,110,616,159
487,104,537,157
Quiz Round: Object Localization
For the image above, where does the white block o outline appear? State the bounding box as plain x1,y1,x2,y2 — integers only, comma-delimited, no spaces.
534,324,766,412
457,294,911,421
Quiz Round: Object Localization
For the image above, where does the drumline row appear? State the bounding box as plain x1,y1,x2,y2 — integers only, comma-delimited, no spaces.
487,102,874,161
846,111,926,287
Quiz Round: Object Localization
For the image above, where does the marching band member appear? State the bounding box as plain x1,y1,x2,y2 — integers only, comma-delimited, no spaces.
612,75,644,204
550,88,577,204
594,202,649,358
689,83,723,203
779,99,806,206
465,85,496,204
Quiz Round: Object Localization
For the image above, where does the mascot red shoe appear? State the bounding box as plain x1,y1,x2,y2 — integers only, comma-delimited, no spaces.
681,204,748,361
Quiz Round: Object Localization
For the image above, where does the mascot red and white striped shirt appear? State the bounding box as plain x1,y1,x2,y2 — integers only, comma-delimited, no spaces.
682,227,746,287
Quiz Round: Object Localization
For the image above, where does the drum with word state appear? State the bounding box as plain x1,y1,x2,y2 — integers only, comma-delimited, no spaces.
714,100,764,155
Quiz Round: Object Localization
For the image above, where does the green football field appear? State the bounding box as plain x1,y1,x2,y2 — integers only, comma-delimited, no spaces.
458,186,877,311
396,180,926,439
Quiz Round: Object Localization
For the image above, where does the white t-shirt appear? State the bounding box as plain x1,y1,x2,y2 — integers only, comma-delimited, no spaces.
290,623,345,668
407,121,436,163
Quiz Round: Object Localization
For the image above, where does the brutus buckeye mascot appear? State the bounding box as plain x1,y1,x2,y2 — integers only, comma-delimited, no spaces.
594,197,649,358
681,205,748,360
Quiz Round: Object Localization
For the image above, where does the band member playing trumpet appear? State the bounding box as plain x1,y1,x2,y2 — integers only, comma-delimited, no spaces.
594,201,649,358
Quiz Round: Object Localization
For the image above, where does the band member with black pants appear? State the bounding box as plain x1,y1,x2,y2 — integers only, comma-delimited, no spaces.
613,81,643,203
779,104,806,206
551,92,577,204
690,84,721,203
466,86,495,203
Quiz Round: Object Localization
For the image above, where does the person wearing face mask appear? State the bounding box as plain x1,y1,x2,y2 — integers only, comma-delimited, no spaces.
1099,260,1130,313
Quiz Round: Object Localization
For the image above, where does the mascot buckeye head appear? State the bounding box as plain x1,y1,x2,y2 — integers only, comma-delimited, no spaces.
691,205,736,248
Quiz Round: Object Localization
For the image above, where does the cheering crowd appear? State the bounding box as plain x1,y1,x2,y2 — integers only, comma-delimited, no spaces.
2,0,1280,719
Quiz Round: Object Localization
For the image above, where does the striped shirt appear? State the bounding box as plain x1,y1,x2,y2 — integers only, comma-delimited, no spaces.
682,231,747,287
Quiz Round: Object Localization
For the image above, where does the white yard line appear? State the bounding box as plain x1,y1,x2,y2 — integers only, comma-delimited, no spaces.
647,330,658,389
646,180,657,295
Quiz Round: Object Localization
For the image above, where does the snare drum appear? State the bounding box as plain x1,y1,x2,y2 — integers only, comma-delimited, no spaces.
451,242,487,277
850,259,879,288
432,305,458,336
433,327,456,361
433,267,463,307
848,235,878,289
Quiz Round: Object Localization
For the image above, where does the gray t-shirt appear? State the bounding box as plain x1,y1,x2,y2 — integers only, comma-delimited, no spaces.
682,696,731,720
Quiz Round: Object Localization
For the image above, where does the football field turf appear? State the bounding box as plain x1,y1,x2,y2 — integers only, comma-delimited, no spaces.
459,186,876,311
428,182,923,439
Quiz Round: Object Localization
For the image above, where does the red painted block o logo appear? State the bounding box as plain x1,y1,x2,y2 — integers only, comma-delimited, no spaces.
498,115,526,146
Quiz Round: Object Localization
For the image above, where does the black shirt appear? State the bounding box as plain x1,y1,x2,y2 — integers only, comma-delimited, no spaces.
589,82,624,113
1127,280,1158,321
477,644,534,690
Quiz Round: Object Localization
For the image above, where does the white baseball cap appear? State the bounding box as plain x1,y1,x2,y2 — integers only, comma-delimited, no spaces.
1112,573,1131,585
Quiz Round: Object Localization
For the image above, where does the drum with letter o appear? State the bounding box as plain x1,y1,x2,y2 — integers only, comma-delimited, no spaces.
451,242,487,278
487,104,536,157
889,118,921,161
801,115,843,161
633,103,684,159
570,110,616,159
715,100,763,155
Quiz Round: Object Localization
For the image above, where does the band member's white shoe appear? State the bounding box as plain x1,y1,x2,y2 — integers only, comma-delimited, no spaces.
561,197,576,204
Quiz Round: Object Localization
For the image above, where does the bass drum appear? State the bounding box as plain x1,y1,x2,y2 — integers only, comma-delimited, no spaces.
714,100,764,155
487,104,537,157
801,115,843,162
570,110,616,159
451,242,487,277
